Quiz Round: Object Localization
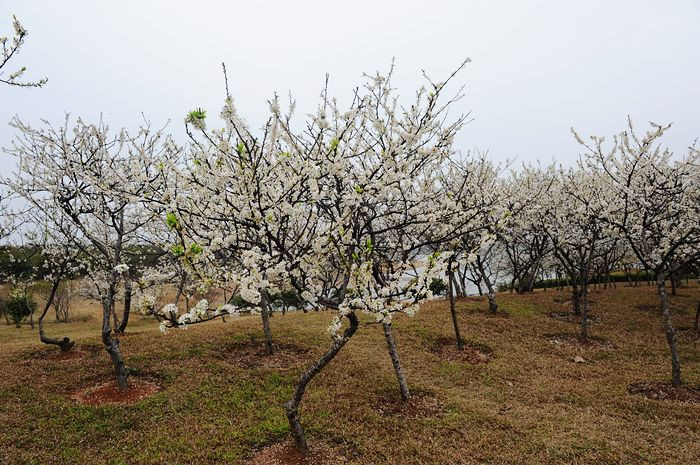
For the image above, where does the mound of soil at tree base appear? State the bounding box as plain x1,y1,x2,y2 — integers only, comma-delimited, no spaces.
545,333,615,350
431,337,493,364
547,311,602,325
628,381,700,403
112,331,138,338
676,327,700,342
468,307,510,318
247,439,347,465
552,297,598,305
214,339,309,369
375,392,444,419
72,378,160,406
635,303,688,314
21,345,99,365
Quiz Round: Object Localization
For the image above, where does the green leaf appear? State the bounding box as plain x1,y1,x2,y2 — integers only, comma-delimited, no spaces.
165,212,178,229
187,108,207,121
171,245,185,257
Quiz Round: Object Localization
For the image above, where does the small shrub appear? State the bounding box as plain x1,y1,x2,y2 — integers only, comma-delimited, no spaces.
429,278,447,296
5,288,37,327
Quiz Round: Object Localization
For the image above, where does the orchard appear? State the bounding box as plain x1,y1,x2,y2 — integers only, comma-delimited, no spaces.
1,8,699,465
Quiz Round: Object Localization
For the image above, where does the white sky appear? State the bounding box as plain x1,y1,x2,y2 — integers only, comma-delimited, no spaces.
1,0,698,172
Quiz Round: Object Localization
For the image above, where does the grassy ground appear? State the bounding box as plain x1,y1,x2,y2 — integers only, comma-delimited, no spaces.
0,284,699,464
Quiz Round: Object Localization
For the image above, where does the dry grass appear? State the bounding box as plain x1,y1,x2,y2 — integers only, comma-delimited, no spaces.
0,283,699,464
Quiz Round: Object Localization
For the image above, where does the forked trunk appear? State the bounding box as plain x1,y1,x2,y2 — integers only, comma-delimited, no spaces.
382,322,411,401
477,257,498,313
102,286,128,390
285,313,358,453
38,280,75,352
111,305,121,333
447,271,464,351
656,272,681,387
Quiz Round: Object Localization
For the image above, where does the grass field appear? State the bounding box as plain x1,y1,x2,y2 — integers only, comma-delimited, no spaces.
1,284,699,464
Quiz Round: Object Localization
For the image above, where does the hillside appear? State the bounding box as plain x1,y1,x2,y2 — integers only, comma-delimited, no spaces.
1,284,699,464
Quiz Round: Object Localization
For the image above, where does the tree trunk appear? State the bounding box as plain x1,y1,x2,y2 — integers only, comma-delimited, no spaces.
572,285,581,316
285,313,358,454
382,322,411,401
260,292,274,355
102,283,128,390
447,271,464,351
111,305,121,333
670,272,677,296
116,280,132,334
624,268,632,287
656,272,681,387
579,286,589,342
38,280,74,352
174,275,185,305
477,257,498,313
693,301,699,335
457,266,467,297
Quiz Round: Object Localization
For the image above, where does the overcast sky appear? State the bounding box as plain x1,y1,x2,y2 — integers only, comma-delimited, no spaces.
1,0,698,171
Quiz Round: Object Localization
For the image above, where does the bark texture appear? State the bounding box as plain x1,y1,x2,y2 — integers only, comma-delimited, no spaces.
382,322,411,401
116,280,132,334
447,271,464,351
285,313,359,453
38,280,75,352
260,292,275,355
579,286,589,342
656,273,681,387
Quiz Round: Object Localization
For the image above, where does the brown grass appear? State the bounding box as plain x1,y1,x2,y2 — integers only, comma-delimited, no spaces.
0,283,699,464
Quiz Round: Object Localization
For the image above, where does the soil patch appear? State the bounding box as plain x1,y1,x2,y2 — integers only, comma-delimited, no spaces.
375,393,444,419
215,339,309,369
635,303,688,314
247,439,346,465
21,345,100,364
113,331,138,338
469,308,510,318
545,333,614,350
676,327,700,342
431,337,492,364
72,378,161,406
552,297,598,305
548,311,601,325
38,348,89,362
628,381,700,403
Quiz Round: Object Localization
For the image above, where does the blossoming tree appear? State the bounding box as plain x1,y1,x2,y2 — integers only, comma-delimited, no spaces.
5,115,178,389
153,62,473,452
540,166,612,341
575,119,700,385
